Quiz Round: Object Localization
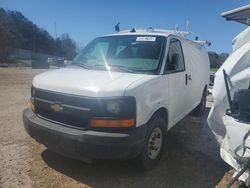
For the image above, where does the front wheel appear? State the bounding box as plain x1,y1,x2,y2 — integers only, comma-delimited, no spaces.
137,116,166,170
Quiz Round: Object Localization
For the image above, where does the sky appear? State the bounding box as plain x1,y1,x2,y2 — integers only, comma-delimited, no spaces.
1,0,250,53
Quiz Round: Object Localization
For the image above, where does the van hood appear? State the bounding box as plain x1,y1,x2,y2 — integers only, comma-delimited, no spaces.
33,67,147,97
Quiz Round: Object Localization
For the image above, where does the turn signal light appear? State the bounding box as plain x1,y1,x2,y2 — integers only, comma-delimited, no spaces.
91,119,135,128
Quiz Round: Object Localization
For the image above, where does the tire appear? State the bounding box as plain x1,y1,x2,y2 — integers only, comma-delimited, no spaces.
137,116,167,170
192,88,207,117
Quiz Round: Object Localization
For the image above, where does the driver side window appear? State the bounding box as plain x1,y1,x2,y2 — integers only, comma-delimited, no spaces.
164,38,185,73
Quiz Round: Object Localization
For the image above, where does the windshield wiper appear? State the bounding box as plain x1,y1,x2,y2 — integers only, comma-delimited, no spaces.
69,63,108,71
89,64,107,70
69,63,90,69
109,65,137,73
70,63,139,73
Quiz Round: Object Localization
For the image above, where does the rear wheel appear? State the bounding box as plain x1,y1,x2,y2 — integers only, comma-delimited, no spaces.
137,116,166,170
192,88,207,116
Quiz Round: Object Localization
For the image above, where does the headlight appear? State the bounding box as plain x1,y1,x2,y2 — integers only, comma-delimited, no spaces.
101,97,136,117
106,101,120,114
91,96,136,129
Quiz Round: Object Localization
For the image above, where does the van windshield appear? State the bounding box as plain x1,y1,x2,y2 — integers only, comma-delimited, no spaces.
71,35,165,74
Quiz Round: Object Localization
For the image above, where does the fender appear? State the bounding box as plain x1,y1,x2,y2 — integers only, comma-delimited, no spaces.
144,105,169,129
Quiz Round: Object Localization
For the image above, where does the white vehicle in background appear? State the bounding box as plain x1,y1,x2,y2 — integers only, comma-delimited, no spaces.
47,57,67,67
208,5,250,187
23,28,209,169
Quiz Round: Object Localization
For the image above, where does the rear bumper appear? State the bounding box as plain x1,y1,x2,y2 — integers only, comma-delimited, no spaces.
23,108,146,162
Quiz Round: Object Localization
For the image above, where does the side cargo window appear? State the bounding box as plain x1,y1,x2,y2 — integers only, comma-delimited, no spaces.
164,38,185,73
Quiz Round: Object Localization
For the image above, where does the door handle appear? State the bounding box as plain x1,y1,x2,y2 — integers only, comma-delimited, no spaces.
185,74,188,85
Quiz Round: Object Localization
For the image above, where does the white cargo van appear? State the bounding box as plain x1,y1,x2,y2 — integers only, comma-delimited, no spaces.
23,29,209,169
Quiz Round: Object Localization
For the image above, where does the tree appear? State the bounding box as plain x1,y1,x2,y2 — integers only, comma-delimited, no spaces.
0,8,77,62
208,51,229,68
59,33,77,59
0,8,17,61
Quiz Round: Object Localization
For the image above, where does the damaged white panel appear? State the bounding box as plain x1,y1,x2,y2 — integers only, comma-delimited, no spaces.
221,115,250,181
207,33,250,144
207,8,250,183
232,27,250,52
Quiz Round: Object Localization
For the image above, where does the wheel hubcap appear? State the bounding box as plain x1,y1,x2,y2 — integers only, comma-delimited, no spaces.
147,127,163,160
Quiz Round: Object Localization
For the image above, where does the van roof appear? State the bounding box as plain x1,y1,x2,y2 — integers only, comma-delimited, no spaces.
104,28,208,47
104,29,187,38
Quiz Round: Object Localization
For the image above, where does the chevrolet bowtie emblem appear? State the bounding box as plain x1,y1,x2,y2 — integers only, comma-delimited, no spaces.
51,103,63,112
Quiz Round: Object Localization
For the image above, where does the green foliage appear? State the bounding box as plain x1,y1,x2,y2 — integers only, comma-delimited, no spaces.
208,51,229,68
0,8,77,61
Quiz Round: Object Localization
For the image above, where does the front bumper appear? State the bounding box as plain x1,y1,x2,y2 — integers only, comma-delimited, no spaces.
23,108,146,162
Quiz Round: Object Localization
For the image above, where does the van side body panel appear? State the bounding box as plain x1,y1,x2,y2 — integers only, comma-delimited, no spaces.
181,39,210,105
125,38,210,129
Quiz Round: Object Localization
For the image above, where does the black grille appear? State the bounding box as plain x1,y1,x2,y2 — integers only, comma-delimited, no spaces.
34,89,96,128
37,108,89,128
35,89,96,109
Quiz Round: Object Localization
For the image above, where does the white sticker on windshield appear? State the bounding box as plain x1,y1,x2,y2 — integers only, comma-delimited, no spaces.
136,37,156,42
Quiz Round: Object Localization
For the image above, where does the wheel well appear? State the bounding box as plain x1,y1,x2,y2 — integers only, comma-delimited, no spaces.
204,85,208,96
203,85,207,91
149,107,168,127
204,85,207,92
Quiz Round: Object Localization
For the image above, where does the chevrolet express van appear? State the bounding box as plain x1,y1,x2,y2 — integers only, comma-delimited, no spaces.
23,29,209,169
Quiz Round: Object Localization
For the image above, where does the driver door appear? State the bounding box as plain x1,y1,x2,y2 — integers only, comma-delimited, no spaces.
163,38,189,128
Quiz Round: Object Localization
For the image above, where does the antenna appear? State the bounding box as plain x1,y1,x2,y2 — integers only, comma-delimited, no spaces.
175,24,179,32
185,20,190,32
130,28,136,32
115,22,120,32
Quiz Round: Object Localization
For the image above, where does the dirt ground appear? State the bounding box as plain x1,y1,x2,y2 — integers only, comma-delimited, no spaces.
0,67,237,188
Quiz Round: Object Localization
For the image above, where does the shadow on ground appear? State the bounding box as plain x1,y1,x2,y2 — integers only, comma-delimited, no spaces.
41,107,229,188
